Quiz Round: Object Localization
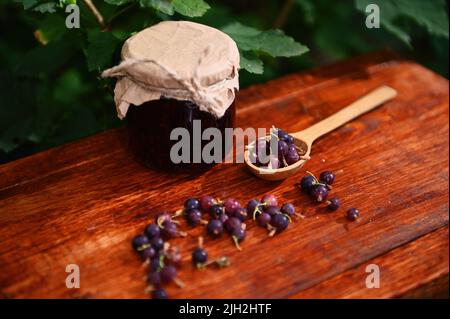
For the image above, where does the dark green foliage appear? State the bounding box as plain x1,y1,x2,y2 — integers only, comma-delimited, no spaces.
0,0,448,160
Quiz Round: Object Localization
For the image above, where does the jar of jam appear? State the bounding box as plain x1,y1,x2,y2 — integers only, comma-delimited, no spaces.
102,21,239,171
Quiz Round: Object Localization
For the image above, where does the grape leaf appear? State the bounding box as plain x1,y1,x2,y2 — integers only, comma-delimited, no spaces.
355,0,449,45
86,30,121,71
222,22,309,58
239,51,263,74
172,0,210,18
139,0,174,15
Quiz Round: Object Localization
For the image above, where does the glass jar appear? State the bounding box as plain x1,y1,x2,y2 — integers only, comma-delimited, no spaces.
102,21,240,171
127,98,235,171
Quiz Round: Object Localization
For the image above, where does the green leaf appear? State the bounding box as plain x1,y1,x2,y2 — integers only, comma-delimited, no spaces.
239,51,263,74
356,0,449,46
222,22,309,58
86,30,121,71
172,0,210,18
18,0,38,10
139,0,174,15
35,13,67,44
104,0,132,5
34,2,57,13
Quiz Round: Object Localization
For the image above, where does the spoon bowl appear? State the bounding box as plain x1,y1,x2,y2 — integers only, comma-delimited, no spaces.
244,86,397,181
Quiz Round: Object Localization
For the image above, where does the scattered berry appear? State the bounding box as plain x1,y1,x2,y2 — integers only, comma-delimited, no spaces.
160,265,177,283
144,224,160,240
270,214,289,233
161,221,178,239
219,212,229,224
310,184,328,202
192,248,208,265
184,198,200,210
300,175,317,194
155,211,173,227
327,198,340,211
264,205,281,216
147,271,161,287
152,288,168,299
132,235,150,251
281,203,296,216
186,209,203,226
209,204,224,218
257,212,271,227
140,247,156,261
346,208,360,221
261,194,278,207
224,217,242,234
199,195,217,212
150,237,164,251
149,258,161,272
224,198,241,215
247,199,261,217
233,207,248,221
166,248,182,267
319,171,335,185
207,219,224,237
231,228,246,250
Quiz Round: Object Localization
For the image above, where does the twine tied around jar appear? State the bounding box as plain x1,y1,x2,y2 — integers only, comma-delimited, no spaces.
101,46,238,118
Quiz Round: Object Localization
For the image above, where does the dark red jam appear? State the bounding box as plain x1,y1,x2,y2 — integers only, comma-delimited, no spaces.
127,97,235,171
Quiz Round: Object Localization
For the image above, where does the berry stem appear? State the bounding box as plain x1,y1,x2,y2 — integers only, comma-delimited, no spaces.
232,236,242,251
172,209,184,219
173,277,185,288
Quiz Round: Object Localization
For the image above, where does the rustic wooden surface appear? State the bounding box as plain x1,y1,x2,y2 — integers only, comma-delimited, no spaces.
0,51,448,299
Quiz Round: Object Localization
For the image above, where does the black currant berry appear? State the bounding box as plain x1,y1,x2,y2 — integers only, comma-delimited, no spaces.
346,208,360,221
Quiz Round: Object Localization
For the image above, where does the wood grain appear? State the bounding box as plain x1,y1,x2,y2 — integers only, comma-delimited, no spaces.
0,50,448,299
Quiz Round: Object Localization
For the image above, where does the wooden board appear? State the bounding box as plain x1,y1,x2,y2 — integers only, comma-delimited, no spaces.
0,51,448,299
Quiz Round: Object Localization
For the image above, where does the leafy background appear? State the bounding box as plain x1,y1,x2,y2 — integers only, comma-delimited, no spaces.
0,0,448,163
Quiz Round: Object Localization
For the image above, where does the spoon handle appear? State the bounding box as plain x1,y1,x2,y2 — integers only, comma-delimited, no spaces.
293,86,397,143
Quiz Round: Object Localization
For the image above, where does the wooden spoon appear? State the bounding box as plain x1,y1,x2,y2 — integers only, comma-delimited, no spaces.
244,85,397,181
